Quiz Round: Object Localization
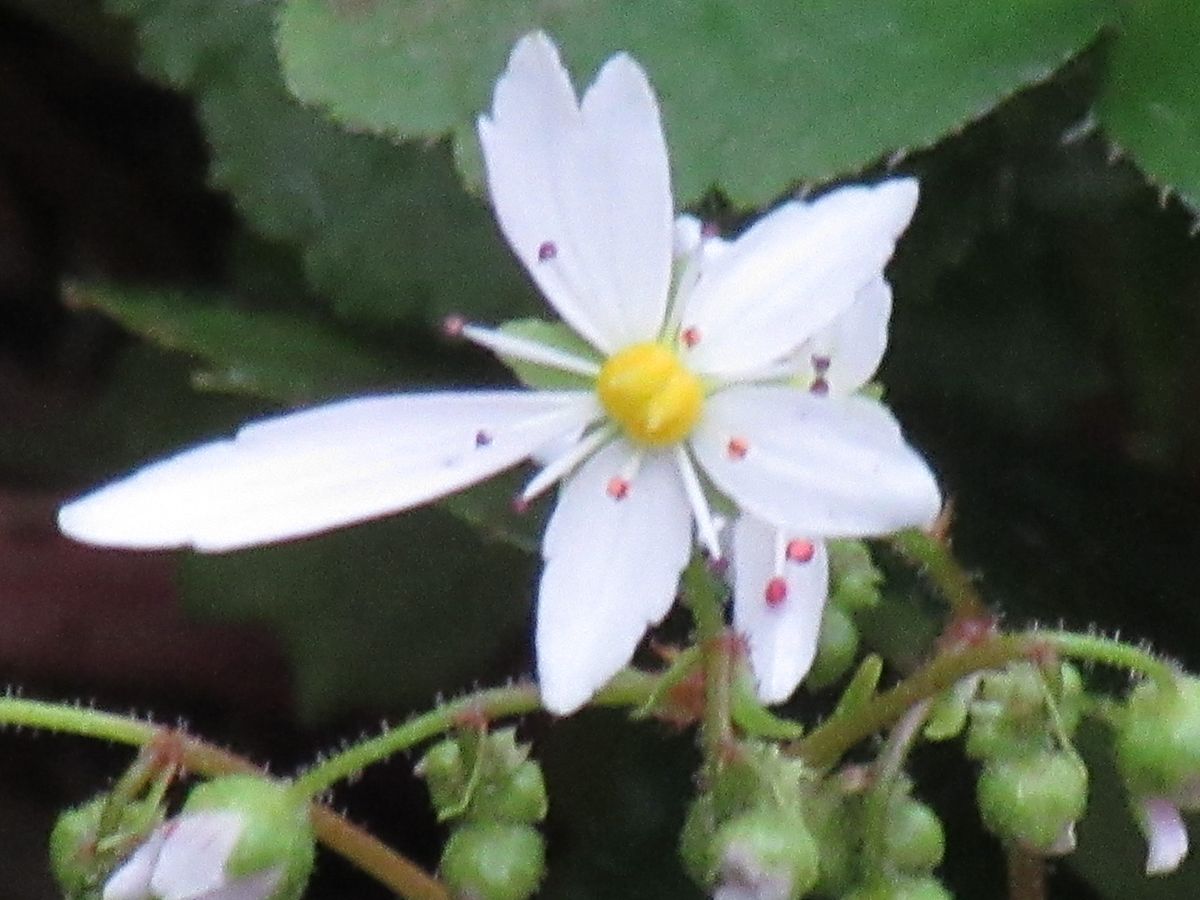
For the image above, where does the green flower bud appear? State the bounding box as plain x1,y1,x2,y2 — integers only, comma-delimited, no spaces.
842,874,953,900
1116,677,1200,803
679,794,718,887
976,751,1087,854
469,759,548,824
182,775,315,900
714,807,820,899
416,739,469,819
806,605,861,691
828,540,882,611
50,794,162,898
965,662,1083,761
884,798,945,874
441,822,545,900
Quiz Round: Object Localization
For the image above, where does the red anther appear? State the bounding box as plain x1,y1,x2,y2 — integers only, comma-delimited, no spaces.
511,496,531,515
682,326,701,348
812,354,831,373
707,555,729,577
474,430,492,447
765,576,788,607
726,437,749,460
700,221,721,238
606,476,630,500
786,539,816,563
537,240,557,261
810,377,830,396
442,314,466,338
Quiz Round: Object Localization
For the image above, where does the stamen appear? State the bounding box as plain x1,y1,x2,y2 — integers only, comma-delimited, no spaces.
511,496,531,515
537,240,557,262
682,326,701,348
442,315,466,338
459,323,601,378
474,430,492,448
606,477,630,500
786,539,815,563
810,377,830,396
726,437,749,460
765,577,788,608
519,426,612,504
675,447,721,560
812,354,831,373
701,221,720,239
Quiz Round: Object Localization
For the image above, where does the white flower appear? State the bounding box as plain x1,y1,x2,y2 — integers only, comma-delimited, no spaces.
57,32,940,714
104,812,282,900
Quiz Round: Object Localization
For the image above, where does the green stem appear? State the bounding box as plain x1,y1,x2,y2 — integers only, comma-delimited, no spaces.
1037,630,1179,688
795,635,1029,768
682,559,734,775
890,528,988,619
293,670,659,798
0,696,445,899
861,699,932,878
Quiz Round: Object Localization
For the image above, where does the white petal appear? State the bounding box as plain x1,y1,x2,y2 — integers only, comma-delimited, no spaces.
536,439,692,714
150,812,243,900
793,277,892,395
478,33,673,352
680,179,918,378
104,829,166,900
692,387,941,537
59,391,598,552
1140,796,1190,876
732,516,829,703
201,869,283,900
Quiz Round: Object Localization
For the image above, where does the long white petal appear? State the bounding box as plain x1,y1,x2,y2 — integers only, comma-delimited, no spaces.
104,829,166,900
680,179,918,378
792,277,892,395
536,439,692,714
732,516,829,703
692,387,941,537
1140,797,1190,876
151,812,243,900
59,391,598,552
478,33,673,352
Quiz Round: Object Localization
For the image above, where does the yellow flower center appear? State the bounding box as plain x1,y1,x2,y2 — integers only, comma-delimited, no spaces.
597,342,703,446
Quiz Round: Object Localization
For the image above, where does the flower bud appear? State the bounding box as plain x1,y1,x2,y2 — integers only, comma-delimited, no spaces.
841,874,953,900
469,760,548,824
976,751,1087,855
828,540,881,612
965,662,1083,761
806,605,860,691
416,738,468,819
105,776,314,900
713,807,820,900
1116,676,1200,803
440,822,545,900
679,794,718,887
51,795,162,898
884,798,945,874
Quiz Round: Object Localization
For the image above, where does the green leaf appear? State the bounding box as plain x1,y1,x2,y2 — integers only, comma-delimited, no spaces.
1099,0,1200,210
277,0,1112,206
179,507,535,720
107,0,537,326
66,282,399,404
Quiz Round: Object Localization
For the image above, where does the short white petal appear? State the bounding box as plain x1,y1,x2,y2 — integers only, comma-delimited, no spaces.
536,440,692,714
692,387,941,537
151,812,243,900
201,869,283,900
793,277,893,395
478,33,672,351
732,516,829,703
59,391,598,552
680,179,918,378
1140,797,1190,876
104,829,166,900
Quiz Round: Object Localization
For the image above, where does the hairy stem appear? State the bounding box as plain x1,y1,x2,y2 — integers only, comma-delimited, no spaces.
890,528,988,620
